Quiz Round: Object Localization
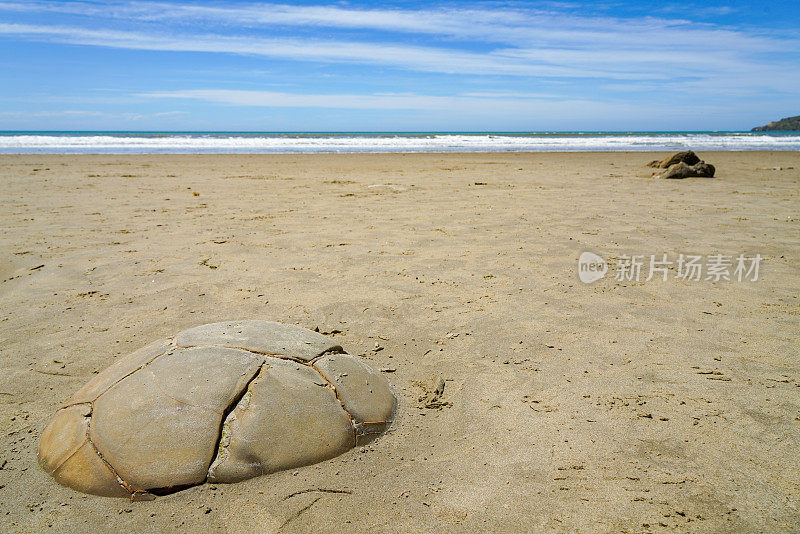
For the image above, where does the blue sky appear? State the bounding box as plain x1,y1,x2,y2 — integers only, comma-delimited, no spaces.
0,0,798,131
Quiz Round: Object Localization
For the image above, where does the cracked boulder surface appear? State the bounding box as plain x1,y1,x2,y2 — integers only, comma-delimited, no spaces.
37,320,397,499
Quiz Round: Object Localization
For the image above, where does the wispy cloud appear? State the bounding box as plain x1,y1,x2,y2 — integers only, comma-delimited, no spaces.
0,1,798,129
137,88,715,124
0,22,590,78
655,4,738,18
0,1,529,38
0,18,797,90
0,1,794,51
137,87,768,121
0,109,185,120
138,89,566,110
0,109,109,118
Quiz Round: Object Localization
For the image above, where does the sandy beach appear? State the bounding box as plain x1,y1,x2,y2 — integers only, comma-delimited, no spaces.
1,152,798,532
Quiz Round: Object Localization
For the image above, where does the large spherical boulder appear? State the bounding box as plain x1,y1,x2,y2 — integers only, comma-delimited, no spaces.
657,161,715,179
38,321,396,499
654,150,701,168
646,150,716,179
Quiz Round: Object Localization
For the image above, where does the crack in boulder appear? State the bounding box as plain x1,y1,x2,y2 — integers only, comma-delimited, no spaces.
38,321,396,499
206,360,267,480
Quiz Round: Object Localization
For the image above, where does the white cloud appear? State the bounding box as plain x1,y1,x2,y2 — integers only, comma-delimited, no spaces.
0,22,575,77
0,22,663,79
0,1,794,53
138,89,566,110
0,2,798,97
1,20,797,90
0,109,110,118
135,88,757,124
0,109,185,120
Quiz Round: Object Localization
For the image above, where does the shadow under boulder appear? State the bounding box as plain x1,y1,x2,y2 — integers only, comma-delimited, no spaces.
647,150,715,179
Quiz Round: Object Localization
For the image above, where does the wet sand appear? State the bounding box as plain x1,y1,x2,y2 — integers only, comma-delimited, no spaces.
1,152,798,532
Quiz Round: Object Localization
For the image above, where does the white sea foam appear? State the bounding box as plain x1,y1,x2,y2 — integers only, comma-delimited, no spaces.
0,133,798,153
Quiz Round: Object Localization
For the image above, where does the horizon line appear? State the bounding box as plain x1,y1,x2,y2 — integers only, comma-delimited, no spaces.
0,130,785,134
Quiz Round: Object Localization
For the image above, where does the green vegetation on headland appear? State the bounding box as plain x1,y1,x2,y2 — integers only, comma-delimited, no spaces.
752,116,800,131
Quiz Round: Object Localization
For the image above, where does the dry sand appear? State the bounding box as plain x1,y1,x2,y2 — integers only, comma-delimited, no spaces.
0,152,798,532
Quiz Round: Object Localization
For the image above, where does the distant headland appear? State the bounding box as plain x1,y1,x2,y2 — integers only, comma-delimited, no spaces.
752,116,800,131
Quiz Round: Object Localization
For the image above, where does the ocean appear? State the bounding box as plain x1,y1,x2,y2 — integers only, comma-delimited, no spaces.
0,131,799,154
